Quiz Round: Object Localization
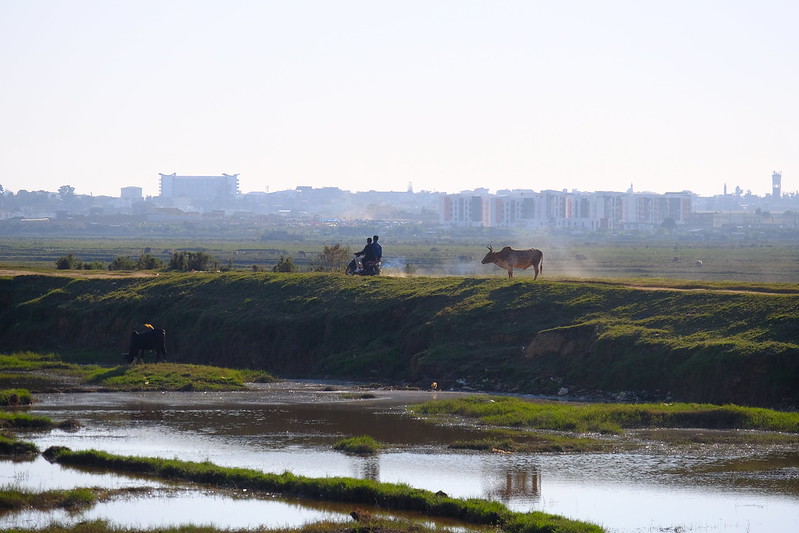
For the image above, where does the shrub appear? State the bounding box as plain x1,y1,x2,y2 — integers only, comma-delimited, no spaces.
311,243,350,272
108,256,137,270
82,261,105,270
55,254,78,270
136,254,163,270
272,255,298,273
168,251,216,271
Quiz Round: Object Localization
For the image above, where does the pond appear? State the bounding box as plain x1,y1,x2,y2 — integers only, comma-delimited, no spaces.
2,381,798,532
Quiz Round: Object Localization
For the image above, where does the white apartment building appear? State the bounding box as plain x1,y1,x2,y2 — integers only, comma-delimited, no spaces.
159,173,240,200
441,189,693,230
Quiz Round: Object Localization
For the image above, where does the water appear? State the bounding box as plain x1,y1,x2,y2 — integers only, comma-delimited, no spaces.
2,382,797,532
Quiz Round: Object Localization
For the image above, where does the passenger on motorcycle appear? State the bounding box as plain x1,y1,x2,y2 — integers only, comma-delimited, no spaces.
372,235,382,263
346,236,381,275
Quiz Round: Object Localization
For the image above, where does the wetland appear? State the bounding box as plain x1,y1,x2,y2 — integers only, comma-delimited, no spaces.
3,381,798,532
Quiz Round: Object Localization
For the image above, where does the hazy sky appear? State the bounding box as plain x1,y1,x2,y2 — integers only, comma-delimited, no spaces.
1,0,797,198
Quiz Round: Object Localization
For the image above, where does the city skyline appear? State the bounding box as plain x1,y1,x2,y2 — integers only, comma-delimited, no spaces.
2,1,797,198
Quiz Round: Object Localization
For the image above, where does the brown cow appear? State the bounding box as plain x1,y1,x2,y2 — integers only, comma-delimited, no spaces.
481,245,543,279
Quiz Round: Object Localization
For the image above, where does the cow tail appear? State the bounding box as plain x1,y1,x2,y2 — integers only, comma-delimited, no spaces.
540,252,543,274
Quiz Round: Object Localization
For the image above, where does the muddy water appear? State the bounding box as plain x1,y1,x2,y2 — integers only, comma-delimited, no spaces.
2,381,798,532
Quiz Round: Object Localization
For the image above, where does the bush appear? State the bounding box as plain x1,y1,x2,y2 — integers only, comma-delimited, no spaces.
55,254,78,270
108,256,137,270
136,254,163,270
168,251,216,271
311,243,350,272
82,261,105,270
272,256,298,273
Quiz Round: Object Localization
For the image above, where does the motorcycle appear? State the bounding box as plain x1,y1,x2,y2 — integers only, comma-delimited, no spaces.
345,254,381,276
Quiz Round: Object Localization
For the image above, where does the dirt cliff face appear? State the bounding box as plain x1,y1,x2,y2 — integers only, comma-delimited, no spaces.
526,324,598,358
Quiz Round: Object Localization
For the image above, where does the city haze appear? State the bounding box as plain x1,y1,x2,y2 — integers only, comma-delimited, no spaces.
1,1,797,198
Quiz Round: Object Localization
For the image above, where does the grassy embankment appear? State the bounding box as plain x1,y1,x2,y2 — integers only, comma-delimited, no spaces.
0,351,272,392
42,446,603,533
1,272,797,407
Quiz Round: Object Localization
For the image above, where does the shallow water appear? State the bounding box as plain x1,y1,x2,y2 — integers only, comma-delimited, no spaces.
2,382,798,532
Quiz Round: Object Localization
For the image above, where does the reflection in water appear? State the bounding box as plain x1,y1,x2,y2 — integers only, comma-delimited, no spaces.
8,384,799,533
486,467,541,503
355,454,381,481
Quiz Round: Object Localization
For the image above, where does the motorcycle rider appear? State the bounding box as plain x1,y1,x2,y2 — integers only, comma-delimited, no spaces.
372,235,382,264
361,237,379,274
355,237,372,260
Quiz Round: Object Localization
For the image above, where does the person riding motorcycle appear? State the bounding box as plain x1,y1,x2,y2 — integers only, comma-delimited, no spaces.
347,237,381,275
359,237,380,275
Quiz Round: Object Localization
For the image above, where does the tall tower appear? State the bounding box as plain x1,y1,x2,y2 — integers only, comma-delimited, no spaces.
772,171,782,198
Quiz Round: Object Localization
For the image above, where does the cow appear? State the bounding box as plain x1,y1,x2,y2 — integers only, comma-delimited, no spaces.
125,326,167,364
481,245,543,279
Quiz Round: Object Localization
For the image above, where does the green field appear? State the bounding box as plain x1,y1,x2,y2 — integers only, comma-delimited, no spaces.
1,236,798,282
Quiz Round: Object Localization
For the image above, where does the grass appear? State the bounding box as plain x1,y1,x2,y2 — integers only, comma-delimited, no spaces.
0,388,31,406
449,428,611,453
0,411,57,430
86,363,250,391
0,518,487,533
0,487,95,511
411,395,799,435
0,352,272,392
0,434,39,457
43,447,603,533
332,435,382,454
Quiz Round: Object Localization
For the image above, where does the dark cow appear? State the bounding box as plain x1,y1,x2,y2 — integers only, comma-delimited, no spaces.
481,245,543,279
125,326,167,364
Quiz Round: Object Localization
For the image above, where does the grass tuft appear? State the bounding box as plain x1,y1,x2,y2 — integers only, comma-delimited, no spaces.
333,435,382,454
0,388,32,406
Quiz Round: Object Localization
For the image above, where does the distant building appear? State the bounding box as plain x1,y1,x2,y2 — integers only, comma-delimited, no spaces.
772,171,782,198
440,189,693,230
120,186,143,201
158,173,240,201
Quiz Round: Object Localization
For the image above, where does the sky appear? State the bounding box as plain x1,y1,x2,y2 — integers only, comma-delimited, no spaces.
1,0,797,198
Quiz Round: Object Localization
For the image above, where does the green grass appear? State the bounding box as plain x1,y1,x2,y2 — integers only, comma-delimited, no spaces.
43,447,603,533
86,363,250,391
0,518,484,533
332,435,382,454
449,428,610,453
411,396,799,434
0,388,31,406
0,411,57,430
0,352,272,392
0,434,39,457
0,352,82,372
0,487,95,511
